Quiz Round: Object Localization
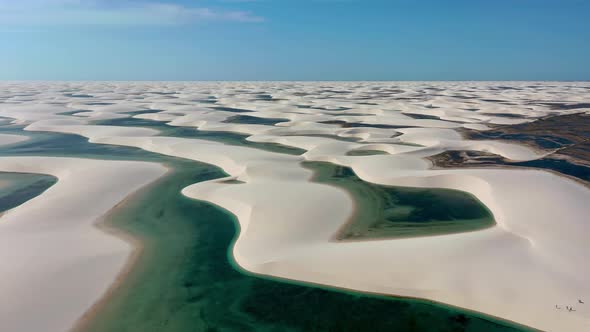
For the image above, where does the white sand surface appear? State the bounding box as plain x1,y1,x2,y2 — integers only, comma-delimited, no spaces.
0,157,166,332
0,134,28,146
181,154,590,332
1,81,589,331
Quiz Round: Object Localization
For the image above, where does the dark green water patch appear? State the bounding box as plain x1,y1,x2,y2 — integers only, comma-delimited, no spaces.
84,102,115,106
318,120,348,126
212,106,255,113
64,93,93,98
147,91,177,96
56,110,88,116
0,122,183,163
254,94,273,100
94,116,306,155
319,120,411,129
346,122,414,129
346,149,389,156
0,130,167,162
296,105,352,111
166,128,306,155
305,161,495,240
403,113,439,120
0,172,57,213
403,113,462,123
220,179,246,184
281,133,361,143
334,113,375,116
195,99,218,104
480,99,511,104
481,113,526,119
313,106,352,111
121,109,164,116
96,116,165,128
222,115,289,126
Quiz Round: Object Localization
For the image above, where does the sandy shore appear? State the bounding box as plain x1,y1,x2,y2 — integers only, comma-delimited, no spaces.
0,157,166,332
70,174,166,332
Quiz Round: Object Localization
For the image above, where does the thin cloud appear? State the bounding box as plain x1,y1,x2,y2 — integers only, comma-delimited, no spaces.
0,0,264,25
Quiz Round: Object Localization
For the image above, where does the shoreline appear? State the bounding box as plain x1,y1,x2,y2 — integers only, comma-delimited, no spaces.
186,162,537,331
0,156,168,332
27,152,521,331
193,194,541,332
71,155,534,332
302,161,497,243
230,259,541,332
71,167,172,332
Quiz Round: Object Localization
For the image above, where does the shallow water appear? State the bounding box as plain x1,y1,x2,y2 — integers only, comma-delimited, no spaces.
0,125,529,332
305,162,495,240
346,149,389,156
221,114,289,126
95,116,306,155
0,172,57,213
84,158,524,332
212,106,255,113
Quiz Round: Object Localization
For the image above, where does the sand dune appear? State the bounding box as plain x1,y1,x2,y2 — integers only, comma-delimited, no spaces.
0,157,166,332
0,81,589,331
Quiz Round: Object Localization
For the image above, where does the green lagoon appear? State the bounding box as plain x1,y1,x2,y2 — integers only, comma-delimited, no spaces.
0,122,529,332
345,149,389,156
305,162,495,240
96,116,306,156
0,172,57,213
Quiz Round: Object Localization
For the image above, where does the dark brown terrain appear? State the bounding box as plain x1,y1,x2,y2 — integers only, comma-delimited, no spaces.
431,112,590,183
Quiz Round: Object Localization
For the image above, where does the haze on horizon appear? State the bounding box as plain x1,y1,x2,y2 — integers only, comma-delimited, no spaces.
1,0,589,81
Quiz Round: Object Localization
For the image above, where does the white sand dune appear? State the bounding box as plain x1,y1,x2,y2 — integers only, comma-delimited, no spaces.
181,150,590,332
0,81,589,331
0,157,166,332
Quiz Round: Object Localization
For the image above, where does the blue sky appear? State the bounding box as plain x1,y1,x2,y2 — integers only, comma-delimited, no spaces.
1,0,589,81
